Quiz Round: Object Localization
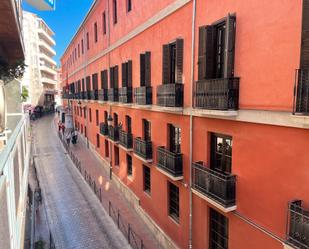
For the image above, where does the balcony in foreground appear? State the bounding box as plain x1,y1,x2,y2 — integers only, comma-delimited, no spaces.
156,146,183,181
100,123,108,136
192,162,236,212
284,200,309,249
119,87,133,104
108,126,119,142
108,88,119,102
157,83,183,107
119,130,133,151
133,137,152,162
134,86,152,105
195,77,239,111
98,89,108,101
293,69,309,116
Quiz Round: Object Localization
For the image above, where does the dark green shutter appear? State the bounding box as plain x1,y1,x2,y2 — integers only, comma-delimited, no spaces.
122,62,127,87
114,65,119,88
198,26,207,80
176,39,184,83
101,71,104,89
162,44,170,84
224,14,236,78
103,70,108,89
140,53,145,86
301,0,309,68
145,52,151,86
205,25,216,79
128,60,132,87
110,68,114,88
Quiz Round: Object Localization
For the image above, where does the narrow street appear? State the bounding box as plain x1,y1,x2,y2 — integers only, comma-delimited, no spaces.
32,115,130,249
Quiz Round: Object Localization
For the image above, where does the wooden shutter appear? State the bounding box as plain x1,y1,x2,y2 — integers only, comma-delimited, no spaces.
301,0,309,68
140,53,145,86
122,62,127,87
145,52,151,86
103,70,108,89
128,60,132,87
92,73,98,90
205,25,216,79
162,44,170,84
224,14,236,78
198,26,207,80
110,68,114,88
114,65,119,88
101,71,104,89
176,39,184,83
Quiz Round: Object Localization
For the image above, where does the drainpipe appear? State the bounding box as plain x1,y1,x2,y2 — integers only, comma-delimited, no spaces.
189,0,197,248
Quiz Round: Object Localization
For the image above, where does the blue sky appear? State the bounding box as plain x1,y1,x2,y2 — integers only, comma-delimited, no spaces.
23,0,95,66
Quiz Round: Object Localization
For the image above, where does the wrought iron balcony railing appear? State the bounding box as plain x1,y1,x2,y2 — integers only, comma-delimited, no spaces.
157,146,183,179
195,77,240,110
98,89,108,101
119,87,133,103
119,130,133,149
108,125,119,142
108,88,119,102
192,162,236,208
81,91,86,100
90,90,98,100
157,83,183,107
133,137,152,161
86,91,92,100
286,200,309,249
100,122,108,136
62,93,68,99
134,86,152,105
293,69,309,115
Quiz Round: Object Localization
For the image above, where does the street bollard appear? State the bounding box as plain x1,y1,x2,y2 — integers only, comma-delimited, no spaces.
128,224,131,244
117,210,120,228
99,188,102,202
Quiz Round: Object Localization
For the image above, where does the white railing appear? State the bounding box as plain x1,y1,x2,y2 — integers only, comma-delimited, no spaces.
0,114,31,249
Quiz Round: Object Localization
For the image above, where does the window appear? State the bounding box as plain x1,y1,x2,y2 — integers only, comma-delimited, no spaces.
92,73,98,90
143,166,151,194
75,48,77,60
83,107,87,118
121,60,132,87
81,39,84,54
140,52,151,86
78,43,80,57
197,14,236,80
101,70,108,89
113,113,118,126
143,119,151,141
96,110,99,126
127,154,132,176
102,12,107,34
96,134,100,148
94,22,98,43
209,208,229,249
168,182,179,222
162,39,183,84
104,111,108,123
82,78,85,92
86,32,89,50
211,133,232,174
110,65,119,88
127,0,132,12
86,76,91,92
113,0,117,24
114,146,119,166
105,140,109,158
81,124,83,134
125,115,131,133
89,108,92,122
168,124,181,153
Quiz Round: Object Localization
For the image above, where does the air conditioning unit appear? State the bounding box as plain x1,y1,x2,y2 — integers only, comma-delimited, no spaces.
0,80,6,133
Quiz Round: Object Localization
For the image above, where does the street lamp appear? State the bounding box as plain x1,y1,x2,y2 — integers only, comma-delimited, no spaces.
107,113,113,179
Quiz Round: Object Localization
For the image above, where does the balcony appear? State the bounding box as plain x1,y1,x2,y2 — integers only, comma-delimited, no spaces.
133,137,152,162
156,146,183,180
157,83,183,107
108,88,119,102
100,123,108,136
41,77,57,85
293,69,309,115
195,78,240,110
285,200,309,249
39,53,57,66
81,91,86,100
134,86,152,105
40,65,57,76
192,162,236,212
119,130,133,151
38,27,56,46
108,126,119,142
39,40,56,57
62,93,68,99
119,87,133,103
98,89,108,101
86,91,92,100
90,90,98,100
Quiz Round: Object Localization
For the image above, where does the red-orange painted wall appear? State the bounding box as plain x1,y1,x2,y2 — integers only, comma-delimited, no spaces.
61,1,307,248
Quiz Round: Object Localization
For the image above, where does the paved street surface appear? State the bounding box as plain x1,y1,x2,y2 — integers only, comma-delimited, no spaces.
32,115,130,249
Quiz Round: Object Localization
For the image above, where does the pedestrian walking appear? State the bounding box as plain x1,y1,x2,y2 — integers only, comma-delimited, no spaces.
71,129,78,144
61,123,65,138
66,132,71,147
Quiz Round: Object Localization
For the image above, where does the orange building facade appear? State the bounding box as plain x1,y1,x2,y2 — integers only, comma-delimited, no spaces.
61,1,309,249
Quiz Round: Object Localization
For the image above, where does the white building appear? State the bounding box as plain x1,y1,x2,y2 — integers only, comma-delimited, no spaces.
22,11,57,109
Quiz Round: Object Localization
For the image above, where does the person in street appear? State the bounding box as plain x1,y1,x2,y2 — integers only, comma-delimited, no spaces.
58,121,62,133
61,123,65,138
66,132,71,147
71,129,78,144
